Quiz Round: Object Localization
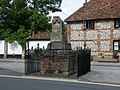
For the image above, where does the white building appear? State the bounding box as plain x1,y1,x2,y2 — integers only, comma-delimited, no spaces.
0,32,50,59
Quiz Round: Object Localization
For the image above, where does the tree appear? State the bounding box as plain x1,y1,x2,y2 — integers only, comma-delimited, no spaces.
0,0,62,58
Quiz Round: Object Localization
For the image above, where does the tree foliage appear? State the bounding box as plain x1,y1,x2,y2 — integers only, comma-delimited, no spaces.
0,0,62,46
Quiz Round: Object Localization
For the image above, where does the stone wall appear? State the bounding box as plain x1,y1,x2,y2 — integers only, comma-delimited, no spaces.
67,19,120,55
40,50,77,77
113,30,120,38
95,20,112,29
70,22,83,30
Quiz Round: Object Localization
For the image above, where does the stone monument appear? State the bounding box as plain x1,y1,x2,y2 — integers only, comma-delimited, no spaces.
40,16,76,77
47,16,71,50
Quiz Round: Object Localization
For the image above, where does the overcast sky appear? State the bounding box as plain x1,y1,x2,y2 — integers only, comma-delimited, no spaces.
50,0,85,21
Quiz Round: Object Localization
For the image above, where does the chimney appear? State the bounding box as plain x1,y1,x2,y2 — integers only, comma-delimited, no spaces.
84,0,90,5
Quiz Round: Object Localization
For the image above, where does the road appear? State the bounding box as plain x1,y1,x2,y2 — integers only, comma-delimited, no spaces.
0,76,119,90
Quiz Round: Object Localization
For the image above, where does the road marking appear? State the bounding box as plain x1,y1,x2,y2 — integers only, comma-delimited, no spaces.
0,75,120,87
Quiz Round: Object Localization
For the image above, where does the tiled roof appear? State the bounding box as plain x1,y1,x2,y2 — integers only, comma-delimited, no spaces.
28,32,50,40
65,0,120,22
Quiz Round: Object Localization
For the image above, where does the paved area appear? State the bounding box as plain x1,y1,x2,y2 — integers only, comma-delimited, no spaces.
0,58,25,75
79,61,120,84
0,67,23,76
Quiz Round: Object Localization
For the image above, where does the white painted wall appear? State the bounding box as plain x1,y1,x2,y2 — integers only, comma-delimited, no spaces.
0,40,4,54
8,41,22,55
1,40,50,55
29,41,50,50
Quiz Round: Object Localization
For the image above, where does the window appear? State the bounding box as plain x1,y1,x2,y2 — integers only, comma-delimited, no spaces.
113,40,120,51
115,19,120,28
84,20,94,29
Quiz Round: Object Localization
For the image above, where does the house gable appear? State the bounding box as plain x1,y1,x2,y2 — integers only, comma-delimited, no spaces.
65,0,120,22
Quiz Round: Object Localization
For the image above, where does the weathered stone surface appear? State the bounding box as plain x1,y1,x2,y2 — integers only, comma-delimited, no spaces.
113,30,120,38
86,30,98,40
100,30,111,39
91,52,98,55
100,40,110,51
47,16,71,50
40,50,76,76
47,42,71,50
41,16,76,77
96,20,111,29
71,31,84,40
68,21,120,55
50,16,67,42
70,22,83,30
86,41,98,51
70,41,84,50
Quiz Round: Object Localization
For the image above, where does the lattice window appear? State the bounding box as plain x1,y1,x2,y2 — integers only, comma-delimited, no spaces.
84,20,94,30
113,40,120,51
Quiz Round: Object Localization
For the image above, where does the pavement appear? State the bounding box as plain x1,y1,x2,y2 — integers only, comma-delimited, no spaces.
79,61,120,84
0,67,23,76
0,58,120,85
0,58,25,75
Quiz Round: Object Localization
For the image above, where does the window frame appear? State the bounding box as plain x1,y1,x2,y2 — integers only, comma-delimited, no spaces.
113,40,120,51
84,20,94,30
114,19,120,28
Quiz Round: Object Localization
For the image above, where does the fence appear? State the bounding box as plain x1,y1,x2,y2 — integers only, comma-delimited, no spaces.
25,51,41,74
25,47,91,78
77,49,91,77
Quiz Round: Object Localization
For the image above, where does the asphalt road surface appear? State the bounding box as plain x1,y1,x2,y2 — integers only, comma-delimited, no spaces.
0,76,119,90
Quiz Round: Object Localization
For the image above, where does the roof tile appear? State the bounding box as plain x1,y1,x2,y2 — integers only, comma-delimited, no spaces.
65,0,120,22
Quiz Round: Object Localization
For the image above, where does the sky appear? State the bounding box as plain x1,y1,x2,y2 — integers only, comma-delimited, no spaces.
50,0,85,21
